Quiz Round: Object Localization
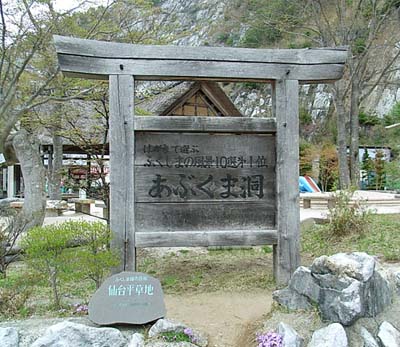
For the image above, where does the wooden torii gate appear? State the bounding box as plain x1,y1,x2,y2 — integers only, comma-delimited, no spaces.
54,36,347,285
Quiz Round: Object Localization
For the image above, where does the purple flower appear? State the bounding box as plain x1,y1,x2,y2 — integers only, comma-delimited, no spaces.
256,331,283,347
184,328,193,336
72,303,89,315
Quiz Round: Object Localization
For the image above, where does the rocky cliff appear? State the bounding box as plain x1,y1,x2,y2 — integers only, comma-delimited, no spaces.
140,0,400,130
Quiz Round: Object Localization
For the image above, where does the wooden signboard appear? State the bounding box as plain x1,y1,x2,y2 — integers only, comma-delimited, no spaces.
135,131,275,232
54,35,347,284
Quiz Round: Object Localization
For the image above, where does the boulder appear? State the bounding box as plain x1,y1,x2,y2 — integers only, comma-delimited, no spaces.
274,252,393,325
289,266,320,303
311,252,375,282
316,275,363,325
377,321,400,347
30,321,126,347
0,327,19,347
360,327,379,347
277,322,304,347
272,288,313,311
307,323,348,347
129,333,145,347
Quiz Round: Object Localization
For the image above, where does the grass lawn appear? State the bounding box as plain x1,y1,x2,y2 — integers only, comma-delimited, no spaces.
302,213,400,261
1,213,400,319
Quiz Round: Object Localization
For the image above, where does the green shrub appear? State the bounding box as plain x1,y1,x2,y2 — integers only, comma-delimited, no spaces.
21,221,118,308
21,223,78,309
67,221,119,289
327,190,372,238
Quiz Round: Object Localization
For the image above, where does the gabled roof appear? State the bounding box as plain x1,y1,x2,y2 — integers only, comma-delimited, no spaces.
137,81,242,117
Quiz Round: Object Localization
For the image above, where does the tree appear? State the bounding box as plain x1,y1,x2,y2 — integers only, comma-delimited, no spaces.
303,0,400,188
232,0,400,188
0,0,167,231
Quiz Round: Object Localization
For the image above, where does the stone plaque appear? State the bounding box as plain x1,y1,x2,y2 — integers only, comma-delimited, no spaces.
89,272,166,325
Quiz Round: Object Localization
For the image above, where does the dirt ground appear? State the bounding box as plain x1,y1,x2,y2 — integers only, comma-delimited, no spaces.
165,290,273,347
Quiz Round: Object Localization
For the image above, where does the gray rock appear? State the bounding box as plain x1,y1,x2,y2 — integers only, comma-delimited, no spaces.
363,269,392,316
148,319,207,347
31,321,126,347
149,319,187,338
311,252,376,282
129,333,145,347
289,266,320,303
273,288,313,311
145,343,198,347
394,271,400,294
277,322,304,347
360,327,379,347
307,323,348,347
0,327,19,347
377,321,400,347
309,253,392,325
317,276,363,326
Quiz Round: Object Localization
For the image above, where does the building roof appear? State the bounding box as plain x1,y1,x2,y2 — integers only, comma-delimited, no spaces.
137,81,242,117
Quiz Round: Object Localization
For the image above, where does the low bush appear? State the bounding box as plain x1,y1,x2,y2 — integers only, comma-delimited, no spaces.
326,190,372,238
21,221,118,309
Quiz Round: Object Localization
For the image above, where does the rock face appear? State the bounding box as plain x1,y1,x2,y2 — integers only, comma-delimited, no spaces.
273,288,313,311
377,321,400,347
307,323,348,347
273,252,394,326
31,321,127,347
277,322,304,347
0,327,19,347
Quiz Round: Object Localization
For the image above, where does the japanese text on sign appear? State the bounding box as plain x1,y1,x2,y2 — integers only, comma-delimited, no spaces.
108,284,154,296
148,174,264,199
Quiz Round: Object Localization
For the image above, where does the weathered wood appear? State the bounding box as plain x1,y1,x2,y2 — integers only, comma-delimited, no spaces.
109,74,135,272
135,167,275,203
135,132,275,167
134,116,276,133
274,79,301,285
57,55,345,83
135,230,278,247
54,35,347,64
135,201,275,232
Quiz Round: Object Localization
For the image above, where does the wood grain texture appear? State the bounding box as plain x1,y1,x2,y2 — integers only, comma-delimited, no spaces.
135,132,275,166
109,75,136,272
54,35,347,64
134,116,276,133
274,79,301,285
135,230,278,247
57,54,345,82
135,166,275,203
135,201,275,232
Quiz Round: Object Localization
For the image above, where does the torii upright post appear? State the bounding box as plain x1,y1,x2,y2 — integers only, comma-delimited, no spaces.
109,74,136,272
273,79,300,285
